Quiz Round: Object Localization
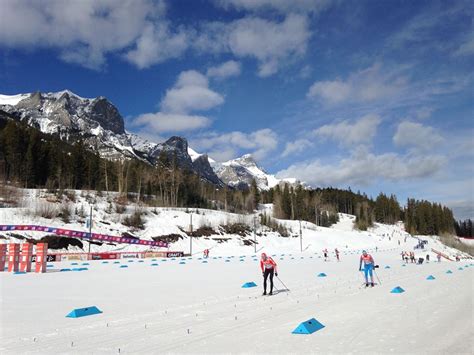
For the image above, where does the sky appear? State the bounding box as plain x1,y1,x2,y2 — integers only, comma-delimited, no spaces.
0,0,473,219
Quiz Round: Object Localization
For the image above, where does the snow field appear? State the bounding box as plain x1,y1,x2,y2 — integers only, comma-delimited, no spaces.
1,247,473,354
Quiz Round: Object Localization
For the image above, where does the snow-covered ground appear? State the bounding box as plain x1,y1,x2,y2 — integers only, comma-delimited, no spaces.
1,246,473,354
1,189,473,353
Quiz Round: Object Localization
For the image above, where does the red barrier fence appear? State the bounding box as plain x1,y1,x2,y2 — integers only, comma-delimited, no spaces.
0,224,168,248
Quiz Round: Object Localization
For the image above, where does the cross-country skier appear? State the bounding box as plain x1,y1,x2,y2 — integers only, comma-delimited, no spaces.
335,248,340,261
323,248,328,261
437,254,441,262
260,253,277,295
359,250,375,287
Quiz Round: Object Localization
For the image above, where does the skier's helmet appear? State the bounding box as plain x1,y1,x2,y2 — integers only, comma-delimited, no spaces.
261,253,267,260
362,250,367,255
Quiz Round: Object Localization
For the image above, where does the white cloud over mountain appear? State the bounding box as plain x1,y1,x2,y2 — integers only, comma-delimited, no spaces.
307,63,409,104
133,70,223,134
277,147,446,187
125,22,189,69
0,0,169,69
314,114,381,147
161,71,224,114
192,128,278,161
195,14,311,77
393,121,444,152
0,0,312,76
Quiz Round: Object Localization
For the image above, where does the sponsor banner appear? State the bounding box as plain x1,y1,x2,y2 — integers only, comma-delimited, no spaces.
31,255,57,262
90,253,119,260
144,252,167,258
166,251,184,258
60,254,87,261
121,253,140,259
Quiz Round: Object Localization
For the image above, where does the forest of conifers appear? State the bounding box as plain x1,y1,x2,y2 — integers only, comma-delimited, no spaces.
1,113,466,237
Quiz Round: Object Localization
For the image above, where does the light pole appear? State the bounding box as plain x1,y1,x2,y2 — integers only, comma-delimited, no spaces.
253,216,257,253
87,205,92,258
299,220,302,252
189,213,193,255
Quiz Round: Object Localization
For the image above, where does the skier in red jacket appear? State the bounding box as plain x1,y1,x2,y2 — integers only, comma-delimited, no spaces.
260,253,277,295
359,250,375,287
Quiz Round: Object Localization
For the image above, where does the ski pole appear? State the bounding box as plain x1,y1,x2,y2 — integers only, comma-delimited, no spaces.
276,276,290,291
374,269,382,285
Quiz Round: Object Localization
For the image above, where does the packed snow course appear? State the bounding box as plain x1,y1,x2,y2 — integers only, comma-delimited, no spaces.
1,191,473,354
1,245,473,354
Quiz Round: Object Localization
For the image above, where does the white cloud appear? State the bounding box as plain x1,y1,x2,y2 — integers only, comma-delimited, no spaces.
277,148,446,187
133,69,223,135
133,112,211,133
195,14,311,77
314,114,381,147
388,3,470,54
161,70,224,114
0,0,172,69
393,121,444,151
215,0,332,14
228,14,311,77
414,106,434,120
125,22,189,69
0,1,312,74
193,128,278,161
207,60,242,79
307,63,409,104
282,139,313,157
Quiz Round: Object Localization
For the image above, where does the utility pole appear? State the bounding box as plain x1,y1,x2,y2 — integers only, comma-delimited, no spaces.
88,205,92,258
299,220,302,252
189,213,193,255
253,216,257,253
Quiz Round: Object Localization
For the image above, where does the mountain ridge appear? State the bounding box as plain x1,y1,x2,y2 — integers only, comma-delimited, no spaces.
0,90,298,189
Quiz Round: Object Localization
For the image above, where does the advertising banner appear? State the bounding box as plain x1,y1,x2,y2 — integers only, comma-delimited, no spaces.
166,251,184,258
31,254,57,262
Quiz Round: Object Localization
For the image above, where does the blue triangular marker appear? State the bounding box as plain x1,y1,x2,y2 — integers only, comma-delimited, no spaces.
66,306,102,318
391,286,405,293
426,275,435,280
446,270,453,274
242,282,257,288
292,318,325,334
317,273,327,277
385,266,391,269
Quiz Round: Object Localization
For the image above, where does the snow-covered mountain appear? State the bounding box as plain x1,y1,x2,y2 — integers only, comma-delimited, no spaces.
0,90,297,189
0,90,147,160
212,154,299,190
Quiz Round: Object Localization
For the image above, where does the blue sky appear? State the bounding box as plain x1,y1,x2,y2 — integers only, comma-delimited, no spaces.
0,0,473,219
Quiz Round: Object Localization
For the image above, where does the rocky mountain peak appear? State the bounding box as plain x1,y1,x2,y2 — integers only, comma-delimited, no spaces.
164,136,188,152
